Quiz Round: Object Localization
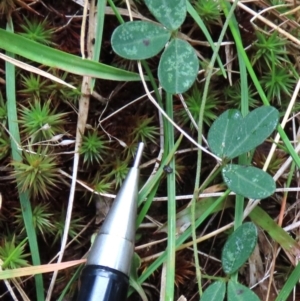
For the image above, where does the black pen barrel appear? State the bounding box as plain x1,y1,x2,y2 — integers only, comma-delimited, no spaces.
76,265,129,301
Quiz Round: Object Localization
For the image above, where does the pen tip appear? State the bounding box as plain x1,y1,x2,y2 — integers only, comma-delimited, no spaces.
133,142,144,168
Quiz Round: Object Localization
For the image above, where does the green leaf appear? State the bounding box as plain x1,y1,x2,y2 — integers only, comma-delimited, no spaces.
201,281,226,301
0,28,141,81
208,109,243,158
222,222,257,275
222,164,275,199
158,38,199,93
111,21,170,60
225,106,279,159
208,106,279,159
145,0,186,30
227,280,260,301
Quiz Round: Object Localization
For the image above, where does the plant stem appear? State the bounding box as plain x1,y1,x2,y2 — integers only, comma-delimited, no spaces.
107,0,125,24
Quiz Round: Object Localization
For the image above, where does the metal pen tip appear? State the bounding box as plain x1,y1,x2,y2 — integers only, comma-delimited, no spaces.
133,142,144,168
87,141,143,275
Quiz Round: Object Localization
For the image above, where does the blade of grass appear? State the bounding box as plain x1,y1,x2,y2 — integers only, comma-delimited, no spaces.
164,92,176,301
248,206,300,257
0,260,85,280
266,161,295,301
275,262,300,301
136,182,159,227
276,127,300,167
57,265,83,301
0,52,76,89
90,0,106,91
107,0,125,24
186,1,226,78
0,28,141,81
138,136,182,207
5,19,44,301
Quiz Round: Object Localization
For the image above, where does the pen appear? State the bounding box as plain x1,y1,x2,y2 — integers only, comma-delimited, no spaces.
76,142,144,301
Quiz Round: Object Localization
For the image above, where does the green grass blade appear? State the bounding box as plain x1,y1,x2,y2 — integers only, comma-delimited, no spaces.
136,182,159,227
107,0,125,24
138,136,182,206
164,92,176,300
275,262,300,301
92,0,106,64
0,28,141,81
57,266,83,301
5,21,44,301
186,1,226,78
249,206,300,255
90,0,107,90
277,126,300,168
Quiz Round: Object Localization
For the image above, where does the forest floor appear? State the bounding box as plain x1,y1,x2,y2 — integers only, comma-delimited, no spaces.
1,0,300,300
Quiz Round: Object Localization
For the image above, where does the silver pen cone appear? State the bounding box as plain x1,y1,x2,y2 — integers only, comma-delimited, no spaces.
86,142,144,276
